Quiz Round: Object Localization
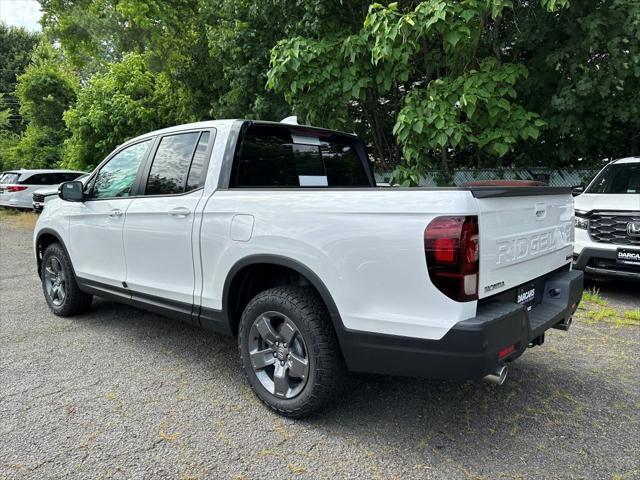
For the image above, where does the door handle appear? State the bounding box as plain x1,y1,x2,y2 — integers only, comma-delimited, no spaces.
168,207,191,217
109,208,123,218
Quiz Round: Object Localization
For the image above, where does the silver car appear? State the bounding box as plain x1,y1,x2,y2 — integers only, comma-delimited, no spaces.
0,169,86,210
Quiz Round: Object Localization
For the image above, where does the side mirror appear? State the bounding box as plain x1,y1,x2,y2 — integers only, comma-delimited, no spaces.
571,185,585,196
58,181,85,202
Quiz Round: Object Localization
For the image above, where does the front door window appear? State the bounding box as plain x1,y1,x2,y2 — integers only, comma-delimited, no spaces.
91,140,151,199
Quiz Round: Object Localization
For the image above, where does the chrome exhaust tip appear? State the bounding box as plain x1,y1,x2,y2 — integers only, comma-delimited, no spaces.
483,365,509,386
553,316,572,331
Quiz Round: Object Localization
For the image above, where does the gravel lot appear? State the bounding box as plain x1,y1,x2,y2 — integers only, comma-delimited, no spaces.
1,214,639,480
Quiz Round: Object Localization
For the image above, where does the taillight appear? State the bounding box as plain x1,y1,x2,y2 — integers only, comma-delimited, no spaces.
6,185,28,193
498,343,516,359
424,216,479,302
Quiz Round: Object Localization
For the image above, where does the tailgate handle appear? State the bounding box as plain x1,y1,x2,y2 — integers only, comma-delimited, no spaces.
535,202,547,220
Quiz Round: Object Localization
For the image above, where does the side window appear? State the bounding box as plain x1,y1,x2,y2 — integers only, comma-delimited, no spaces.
42,174,59,184
186,131,210,191
22,173,57,185
91,140,151,199
145,132,199,195
145,131,212,196
19,174,40,185
59,173,83,182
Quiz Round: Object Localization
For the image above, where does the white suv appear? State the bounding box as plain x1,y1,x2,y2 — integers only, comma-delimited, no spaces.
0,169,86,210
573,157,640,280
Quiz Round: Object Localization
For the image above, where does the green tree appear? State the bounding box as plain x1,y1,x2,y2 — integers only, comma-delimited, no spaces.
509,0,640,165
3,42,79,170
268,0,570,184
63,53,187,169
0,23,40,133
39,0,381,120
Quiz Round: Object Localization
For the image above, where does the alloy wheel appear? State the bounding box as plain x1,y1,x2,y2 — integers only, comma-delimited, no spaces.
44,256,66,307
247,311,310,399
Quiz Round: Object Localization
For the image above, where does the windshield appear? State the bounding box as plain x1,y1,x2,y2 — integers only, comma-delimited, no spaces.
586,163,640,194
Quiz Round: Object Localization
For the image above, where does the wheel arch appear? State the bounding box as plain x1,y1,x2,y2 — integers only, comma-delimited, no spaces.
35,228,73,278
222,255,345,342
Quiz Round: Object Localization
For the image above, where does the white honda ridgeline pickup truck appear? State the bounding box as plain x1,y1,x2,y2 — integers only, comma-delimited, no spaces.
34,119,583,417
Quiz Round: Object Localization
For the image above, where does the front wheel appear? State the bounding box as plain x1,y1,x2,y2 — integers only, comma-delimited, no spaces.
238,286,345,418
41,242,93,316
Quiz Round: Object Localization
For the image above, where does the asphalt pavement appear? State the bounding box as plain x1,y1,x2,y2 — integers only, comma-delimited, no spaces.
1,218,639,479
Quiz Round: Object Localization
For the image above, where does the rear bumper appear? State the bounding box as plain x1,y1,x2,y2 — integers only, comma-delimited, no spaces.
573,247,640,280
340,269,583,379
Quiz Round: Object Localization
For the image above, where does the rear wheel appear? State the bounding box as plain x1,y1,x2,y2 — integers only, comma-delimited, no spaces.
238,286,345,418
41,243,92,316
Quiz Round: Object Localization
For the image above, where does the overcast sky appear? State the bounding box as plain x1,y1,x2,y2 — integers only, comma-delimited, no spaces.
0,0,42,31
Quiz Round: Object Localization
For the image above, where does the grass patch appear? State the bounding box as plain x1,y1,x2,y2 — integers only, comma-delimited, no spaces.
0,207,38,229
287,464,308,475
620,309,640,326
582,287,607,306
586,306,618,322
582,304,640,327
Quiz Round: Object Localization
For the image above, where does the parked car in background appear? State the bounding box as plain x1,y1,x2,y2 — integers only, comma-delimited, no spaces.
32,174,90,213
0,169,86,210
573,157,640,280
34,119,582,417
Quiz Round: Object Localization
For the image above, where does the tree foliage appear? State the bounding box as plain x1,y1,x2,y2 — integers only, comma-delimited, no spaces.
0,23,40,134
510,0,640,164
1,42,77,170
268,0,582,183
62,53,187,170
2,0,637,180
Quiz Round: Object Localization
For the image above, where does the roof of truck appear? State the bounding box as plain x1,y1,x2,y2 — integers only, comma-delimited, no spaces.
2,169,86,175
126,119,358,146
611,157,640,164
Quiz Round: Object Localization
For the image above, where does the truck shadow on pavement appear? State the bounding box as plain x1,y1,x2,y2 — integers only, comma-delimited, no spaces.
77,296,638,479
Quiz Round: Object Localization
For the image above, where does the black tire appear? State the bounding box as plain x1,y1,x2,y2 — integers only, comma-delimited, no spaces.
41,242,92,316
238,286,345,418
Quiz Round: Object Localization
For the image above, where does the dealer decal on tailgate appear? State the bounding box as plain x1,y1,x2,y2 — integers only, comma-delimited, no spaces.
516,283,536,311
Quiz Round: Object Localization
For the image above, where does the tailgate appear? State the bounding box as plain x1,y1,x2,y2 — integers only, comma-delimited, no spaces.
476,192,574,298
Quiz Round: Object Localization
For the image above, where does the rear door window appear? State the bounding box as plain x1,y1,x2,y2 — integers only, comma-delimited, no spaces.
186,131,211,191
144,131,212,196
231,124,371,188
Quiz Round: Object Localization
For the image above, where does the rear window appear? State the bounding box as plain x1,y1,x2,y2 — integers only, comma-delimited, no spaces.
587,163,640,194
0,173,19,184
230,125,371,188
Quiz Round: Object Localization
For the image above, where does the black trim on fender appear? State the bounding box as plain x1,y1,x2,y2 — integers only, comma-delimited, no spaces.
223,254,346,342
35,228,73,278
199,307,232,335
